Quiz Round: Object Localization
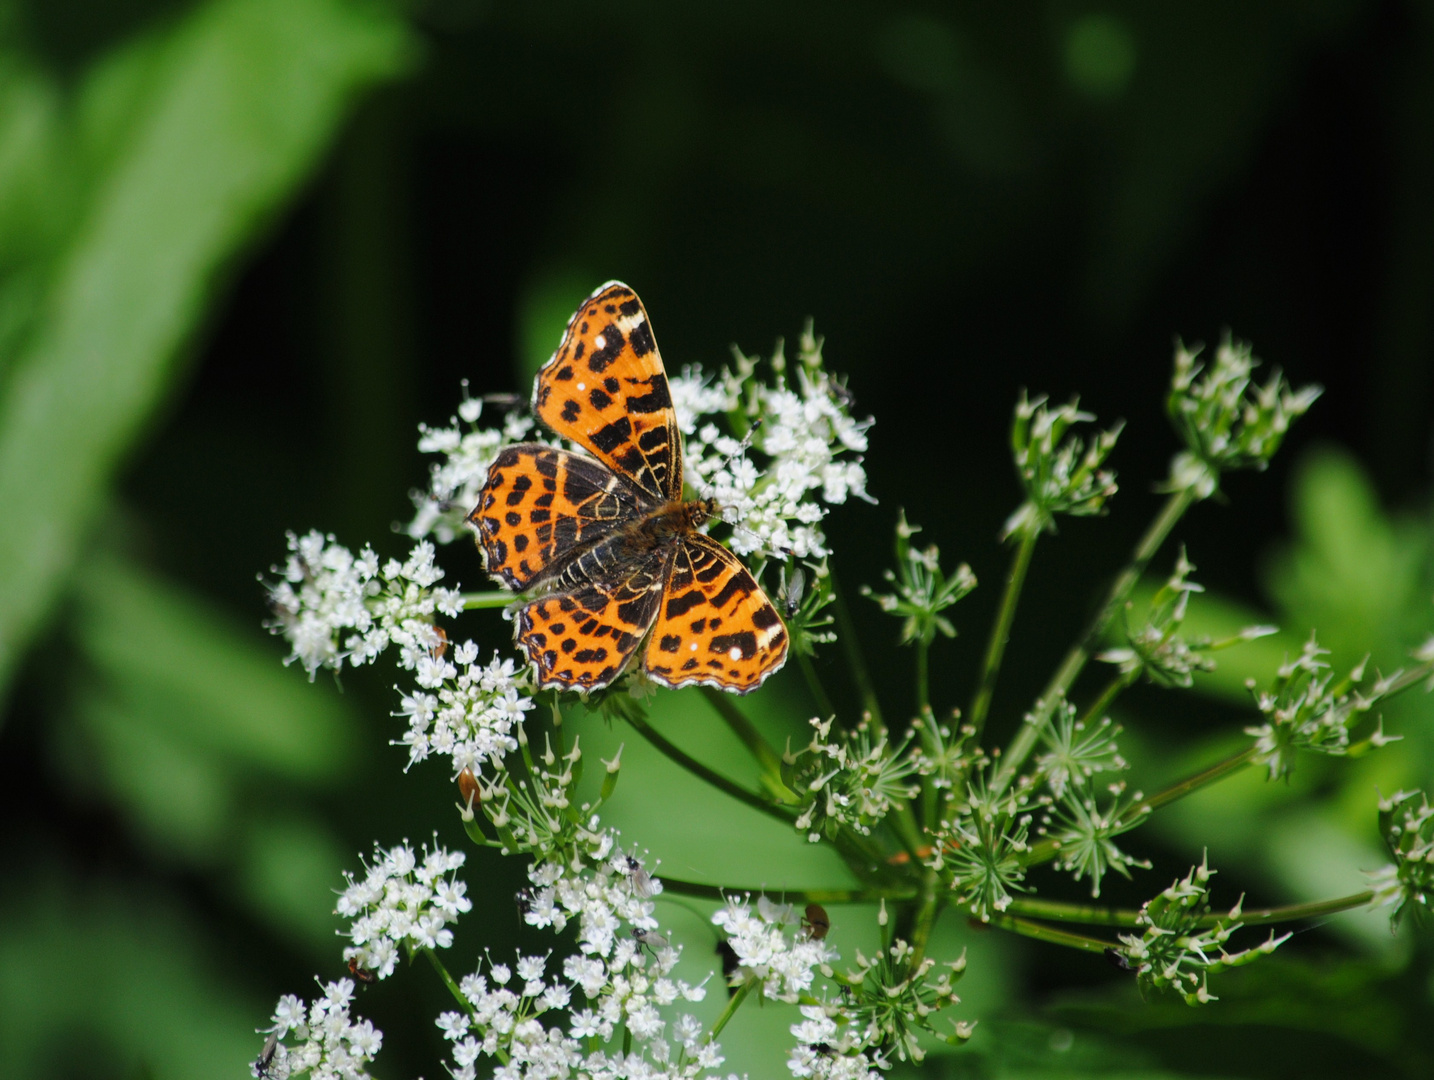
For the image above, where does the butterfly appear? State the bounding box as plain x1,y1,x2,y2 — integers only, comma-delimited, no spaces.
468,282,788,694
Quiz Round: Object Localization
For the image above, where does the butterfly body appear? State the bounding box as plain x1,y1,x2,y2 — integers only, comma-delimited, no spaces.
470,282,787,694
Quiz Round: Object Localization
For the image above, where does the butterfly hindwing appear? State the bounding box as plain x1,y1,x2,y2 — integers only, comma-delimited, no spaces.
534,282,682,502
644,533,788,693
516,547,669,690
470,444,646,591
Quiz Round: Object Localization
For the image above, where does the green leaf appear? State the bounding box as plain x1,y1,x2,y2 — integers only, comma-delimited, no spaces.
62,547,360,865
0,0,416,705
0,873,267,1080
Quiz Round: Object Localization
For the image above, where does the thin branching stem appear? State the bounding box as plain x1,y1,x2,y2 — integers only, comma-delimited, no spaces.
968,527,1038,744
424,947,479,1022
624,713,796,823
916,639,930,719
994,488,1196,794
985,912,1118,953
1006,889,1377,929
699,688,798,802
1077,670,1136,730
797,650,837,720
460,591,513,610
905,866,944,972
707,980,754,1042
830,569,885,732
658,876,921,904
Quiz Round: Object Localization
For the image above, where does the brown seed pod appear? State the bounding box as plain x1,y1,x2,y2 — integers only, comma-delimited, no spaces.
457,767,481,810
802,902,830,941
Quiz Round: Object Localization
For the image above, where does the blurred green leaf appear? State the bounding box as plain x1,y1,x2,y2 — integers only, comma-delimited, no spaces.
0,0,416,706
72,548,357,778
0,872,266,1080
1265,444,1431,666
236,812,351,951
61,546,359,866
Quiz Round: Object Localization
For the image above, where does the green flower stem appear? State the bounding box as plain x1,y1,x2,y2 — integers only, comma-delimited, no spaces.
968,527,1038,744
1077,670,1136,730
905,866,944,971
423,947,482,1026
830,570,885,732
1129,745,1259,817
658,875,920,904
707,979,755,1043
699,687,800,803
916,638,930,719
994,488,1196,794
1019,745,1258,868
985,912,1118,953
797,649,836,720
1006,889,1378,929
460,590,514,610
624,712,796,823
1216,890,1377,927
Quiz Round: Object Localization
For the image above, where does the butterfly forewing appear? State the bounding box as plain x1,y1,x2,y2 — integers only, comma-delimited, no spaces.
534,282,682,501
644,534,788,692
470,445,646,591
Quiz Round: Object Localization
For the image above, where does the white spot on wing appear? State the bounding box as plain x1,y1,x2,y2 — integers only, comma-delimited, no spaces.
577,382,585,391
728,646,741,661
595,335,606,349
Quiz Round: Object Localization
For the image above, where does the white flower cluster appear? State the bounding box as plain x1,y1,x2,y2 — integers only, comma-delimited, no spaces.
267,531,462,679
710,894,836,1003
336,837,471,980
674,332,873,562
408,394,540,542
441,828,732,1080
397,641,533,777
253,980,382,1080
788,1006,883,1080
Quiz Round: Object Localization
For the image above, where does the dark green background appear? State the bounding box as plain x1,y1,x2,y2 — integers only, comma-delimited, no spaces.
3,1,1434,1077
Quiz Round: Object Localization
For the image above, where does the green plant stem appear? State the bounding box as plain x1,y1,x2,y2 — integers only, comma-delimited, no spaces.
1077,670,1135,730
460,590,513,610
1132,745,1259,817
424,947,480,1022
830,570,885,732
985,912,1118,953
916,639,930,718
906,865,944,970
968,527,1038,744
994,488,1196,794
624,713,796,822
1006,889,1377,929
708,979,754,1042
658,876,921,904
797,650,836,719
699,687,799,802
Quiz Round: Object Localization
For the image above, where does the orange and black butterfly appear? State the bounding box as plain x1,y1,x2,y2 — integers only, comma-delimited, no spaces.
470,282,788,693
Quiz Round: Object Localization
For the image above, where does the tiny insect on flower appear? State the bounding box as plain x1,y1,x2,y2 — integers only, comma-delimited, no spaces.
514,887,535,917
802,902,831,941
253,1030,279,1078
619,853,655,898
348,956,377,984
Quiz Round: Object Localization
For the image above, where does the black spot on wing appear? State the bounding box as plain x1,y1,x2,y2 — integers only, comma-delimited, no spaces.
590,416,633,453
628,318,655,357
711,631,758,659
711,572,754,610
626,377,670,413
589,388,613,410
588,326,625,372
561,399,580,422
665,590,704,619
